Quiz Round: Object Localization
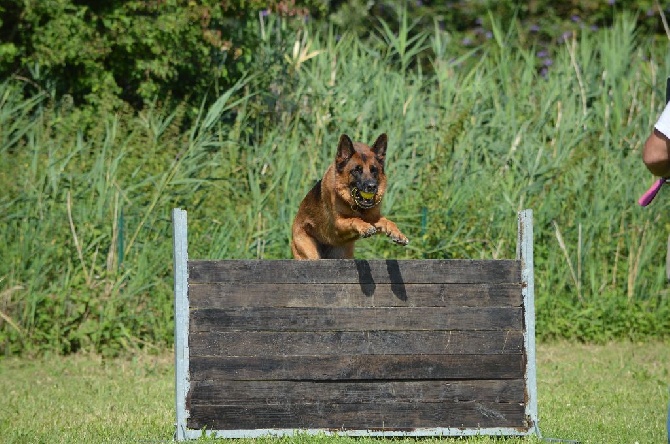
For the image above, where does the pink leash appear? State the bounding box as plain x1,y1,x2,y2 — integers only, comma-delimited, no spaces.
638,177,669,206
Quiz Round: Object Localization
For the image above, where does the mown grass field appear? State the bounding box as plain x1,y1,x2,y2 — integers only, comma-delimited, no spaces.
0,342,668,443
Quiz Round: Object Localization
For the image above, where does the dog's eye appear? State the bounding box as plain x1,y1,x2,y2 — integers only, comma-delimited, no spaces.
370,166,378,175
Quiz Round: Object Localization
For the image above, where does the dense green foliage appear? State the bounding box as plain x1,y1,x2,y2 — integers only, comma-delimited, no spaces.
0,0,326,111
2,3,670,355
0,0,667,112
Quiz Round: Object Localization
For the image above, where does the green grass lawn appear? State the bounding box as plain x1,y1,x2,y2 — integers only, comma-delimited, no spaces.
0,342,668,443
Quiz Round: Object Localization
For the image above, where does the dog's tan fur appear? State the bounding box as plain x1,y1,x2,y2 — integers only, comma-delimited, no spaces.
291,133,408,259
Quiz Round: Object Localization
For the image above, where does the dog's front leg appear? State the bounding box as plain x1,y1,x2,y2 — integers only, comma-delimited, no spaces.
335,217,377,239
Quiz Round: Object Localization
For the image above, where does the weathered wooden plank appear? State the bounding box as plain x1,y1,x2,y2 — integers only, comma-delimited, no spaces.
190,306,523,332
189,330,524,357
188,282,524,308
189,379,527,405
190,354,525,381
188,259,522,284
186,401,527,431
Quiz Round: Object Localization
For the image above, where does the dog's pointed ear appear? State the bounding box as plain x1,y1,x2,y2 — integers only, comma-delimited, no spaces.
371,133,387,164
336,134,355,171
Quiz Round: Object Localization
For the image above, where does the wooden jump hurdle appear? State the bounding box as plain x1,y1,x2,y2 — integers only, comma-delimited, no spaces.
172,208,540,440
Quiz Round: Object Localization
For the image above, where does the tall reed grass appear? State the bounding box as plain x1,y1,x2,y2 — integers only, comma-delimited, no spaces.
1,12,669,355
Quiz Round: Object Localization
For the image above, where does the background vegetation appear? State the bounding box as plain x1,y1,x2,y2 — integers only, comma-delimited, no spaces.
2,0,670,355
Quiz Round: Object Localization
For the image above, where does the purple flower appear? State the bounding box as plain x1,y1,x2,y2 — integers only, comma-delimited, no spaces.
590,24,599,31
608,0,615,5
529,24,540,33
558,30,572,43
260,9,270,17
537,50,548,58
485,31,493,39
543,58,553,67
462,37,473,46
571,15,581,23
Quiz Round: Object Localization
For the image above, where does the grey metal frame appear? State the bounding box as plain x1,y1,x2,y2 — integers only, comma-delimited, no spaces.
172,208,540,440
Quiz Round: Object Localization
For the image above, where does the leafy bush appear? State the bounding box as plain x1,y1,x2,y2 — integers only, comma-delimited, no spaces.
0,0,326,112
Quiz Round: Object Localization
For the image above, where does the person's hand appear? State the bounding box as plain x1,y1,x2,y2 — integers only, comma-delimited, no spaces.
643,129,670,177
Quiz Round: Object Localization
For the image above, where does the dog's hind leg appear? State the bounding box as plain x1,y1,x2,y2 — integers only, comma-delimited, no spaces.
291,232,322,259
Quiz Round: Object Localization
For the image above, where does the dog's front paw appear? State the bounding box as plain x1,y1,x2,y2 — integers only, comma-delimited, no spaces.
360,225,378,238
389,232,409,246
374,218,408,246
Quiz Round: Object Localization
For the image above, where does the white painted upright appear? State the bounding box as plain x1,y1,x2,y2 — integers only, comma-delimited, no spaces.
517,209,540,437
172,208,190,441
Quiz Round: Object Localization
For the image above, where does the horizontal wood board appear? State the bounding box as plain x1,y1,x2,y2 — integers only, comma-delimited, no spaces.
189,379,526,404
190,330,524,356
188,282,523,308
189,354,525,381
190,306,523,331
187,402,527,431
186,259,529,432
188,259,521,284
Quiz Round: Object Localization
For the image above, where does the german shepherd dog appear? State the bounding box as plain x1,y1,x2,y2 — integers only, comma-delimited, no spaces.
291,133,409,259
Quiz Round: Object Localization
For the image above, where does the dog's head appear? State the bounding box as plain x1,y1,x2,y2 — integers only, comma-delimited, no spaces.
335,133,388,210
